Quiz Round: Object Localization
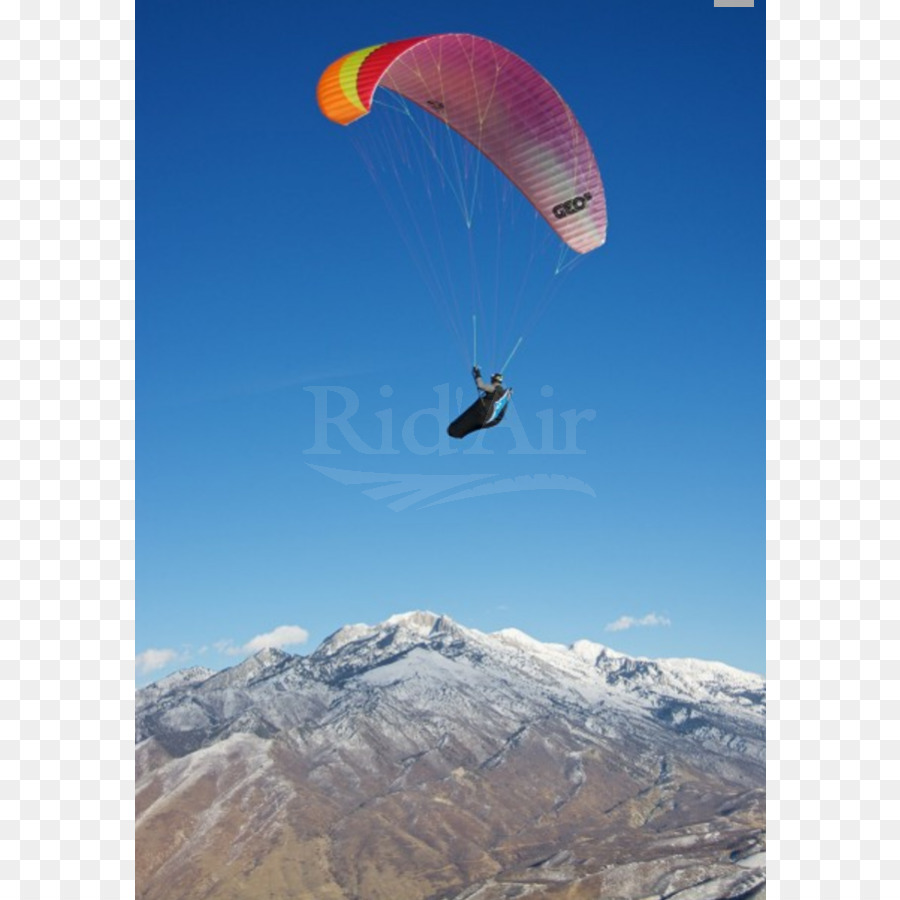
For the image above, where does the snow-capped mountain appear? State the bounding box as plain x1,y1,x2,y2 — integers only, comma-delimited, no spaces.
137,612,765,900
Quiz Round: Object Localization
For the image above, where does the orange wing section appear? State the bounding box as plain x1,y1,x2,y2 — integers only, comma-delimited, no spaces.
317,38,431,125
316,45,383,125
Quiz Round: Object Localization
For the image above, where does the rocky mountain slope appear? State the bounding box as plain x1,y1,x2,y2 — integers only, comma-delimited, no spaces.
137,611,765,900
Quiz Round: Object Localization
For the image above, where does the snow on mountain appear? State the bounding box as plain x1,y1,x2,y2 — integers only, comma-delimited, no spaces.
200,646,291,689
150,665,215,692
137,610,764,767
137,611,765,900
135,665,215,707
570,637,625,664
316,609,461,658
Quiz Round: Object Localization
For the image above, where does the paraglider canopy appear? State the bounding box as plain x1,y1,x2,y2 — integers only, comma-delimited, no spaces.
317,33,607,255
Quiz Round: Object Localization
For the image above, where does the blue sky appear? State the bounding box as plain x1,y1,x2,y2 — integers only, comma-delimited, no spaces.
139,0,762,683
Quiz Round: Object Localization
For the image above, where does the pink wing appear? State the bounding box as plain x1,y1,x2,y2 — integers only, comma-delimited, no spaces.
318,34,607,254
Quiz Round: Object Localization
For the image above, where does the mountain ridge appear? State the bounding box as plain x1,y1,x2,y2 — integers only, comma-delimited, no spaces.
137,610,765,900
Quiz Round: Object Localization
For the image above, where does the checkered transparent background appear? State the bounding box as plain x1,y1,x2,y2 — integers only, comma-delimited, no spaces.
767,0,898,898
0,0,893,896
1,1,134,898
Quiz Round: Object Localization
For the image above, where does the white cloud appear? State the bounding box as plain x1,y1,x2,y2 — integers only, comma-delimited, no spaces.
243,625,310,653
605,613,672,633
136,647,178,674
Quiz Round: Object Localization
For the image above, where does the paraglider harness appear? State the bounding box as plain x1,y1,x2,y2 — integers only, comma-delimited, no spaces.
473,367,511,428
446,322,520,439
